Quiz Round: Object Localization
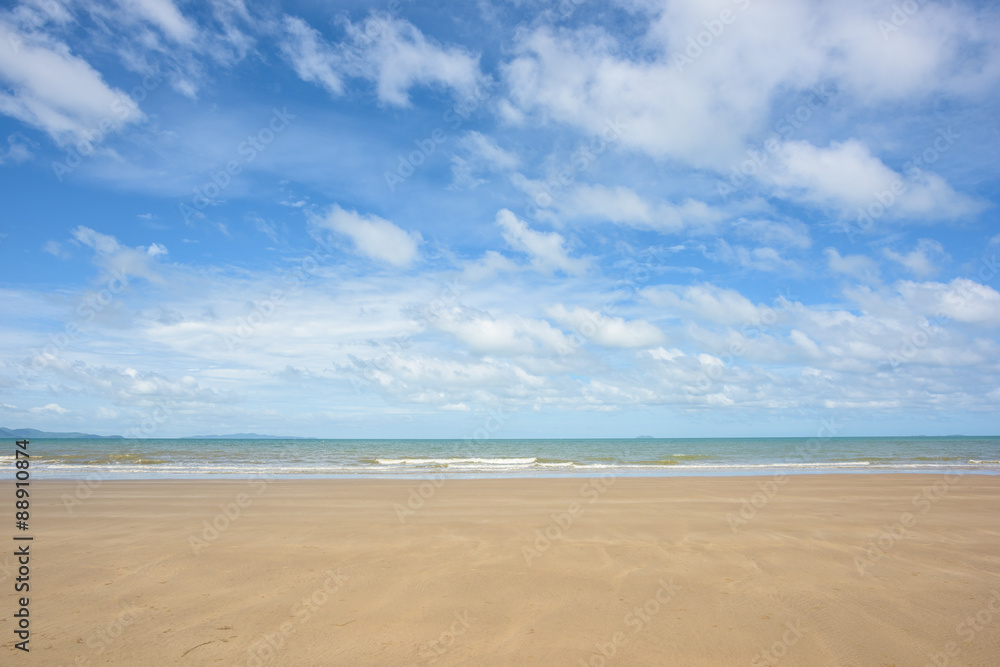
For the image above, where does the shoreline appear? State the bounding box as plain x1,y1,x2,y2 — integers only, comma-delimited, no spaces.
17,468,1000,481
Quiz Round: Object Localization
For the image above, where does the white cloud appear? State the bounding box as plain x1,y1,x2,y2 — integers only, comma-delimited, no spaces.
499,1,1000,173
426,306,570,355
883,238,947,278
763,139,983,219
552,185,725,234
313,205,421,268
459,131,518,170
824,247,880,282
897,278,1000,326
495,208,587,274
643,283,773,326
280,16,344,96
707,239,799,273
449,131,519,189
0,19,144,144
460,250,519,282
0,133,33,164
145,242,168,257
118,0,196,44
548,305,665,348
71,226,166,284
42,239,69,259
648,347,685,362
96,406,119,419
281,13,483,106
733,219,812,250
28,402,69,414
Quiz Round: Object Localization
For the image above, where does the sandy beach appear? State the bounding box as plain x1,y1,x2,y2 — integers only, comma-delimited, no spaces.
3,474,999,665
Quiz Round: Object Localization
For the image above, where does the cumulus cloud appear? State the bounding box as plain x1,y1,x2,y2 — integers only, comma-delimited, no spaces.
0,133,33,164
824,247,880,282
0,19,145,144
118,0,197,44
897,278,1000,326
281,12,484,106
548,305,665,348
426,306,570,355
762,139,984,219
280,15,344,96
71,226,167,284
495,209,588,274
732,219,812,250
706,238,799,273
883,238,948,278
28,402,69,414
552,184,725,234
313,204,421,267
643,283,780,326
498,0,1000,229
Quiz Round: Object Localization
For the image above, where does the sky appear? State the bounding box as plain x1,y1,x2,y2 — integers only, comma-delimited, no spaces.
0,0,998,439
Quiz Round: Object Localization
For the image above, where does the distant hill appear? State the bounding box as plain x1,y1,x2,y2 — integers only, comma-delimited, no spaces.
181,433,317,439
0,427,123,439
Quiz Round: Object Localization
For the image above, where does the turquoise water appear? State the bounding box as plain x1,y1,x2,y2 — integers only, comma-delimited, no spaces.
8,436,1000,479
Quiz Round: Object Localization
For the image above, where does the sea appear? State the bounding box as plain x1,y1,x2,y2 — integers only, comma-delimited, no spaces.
10,436,1000,479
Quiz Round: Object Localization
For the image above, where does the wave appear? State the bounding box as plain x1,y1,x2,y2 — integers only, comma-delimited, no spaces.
375,457,539,468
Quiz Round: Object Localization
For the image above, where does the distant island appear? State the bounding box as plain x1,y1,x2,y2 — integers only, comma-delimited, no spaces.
0,427,123,439
181,433,317,439
1,427,315,440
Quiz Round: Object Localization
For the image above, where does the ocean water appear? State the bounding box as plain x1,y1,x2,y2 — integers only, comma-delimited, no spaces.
8,436,1000,479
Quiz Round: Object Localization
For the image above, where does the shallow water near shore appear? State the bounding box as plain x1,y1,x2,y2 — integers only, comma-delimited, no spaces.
12,435,1000,478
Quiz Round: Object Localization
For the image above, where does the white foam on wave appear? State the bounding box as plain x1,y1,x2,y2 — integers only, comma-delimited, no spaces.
376,457,537,466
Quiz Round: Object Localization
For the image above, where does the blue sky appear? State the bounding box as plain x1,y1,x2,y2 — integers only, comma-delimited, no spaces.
1,0,998,438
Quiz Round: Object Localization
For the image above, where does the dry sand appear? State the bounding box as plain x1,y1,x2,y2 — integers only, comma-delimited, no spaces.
2,474,999,666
